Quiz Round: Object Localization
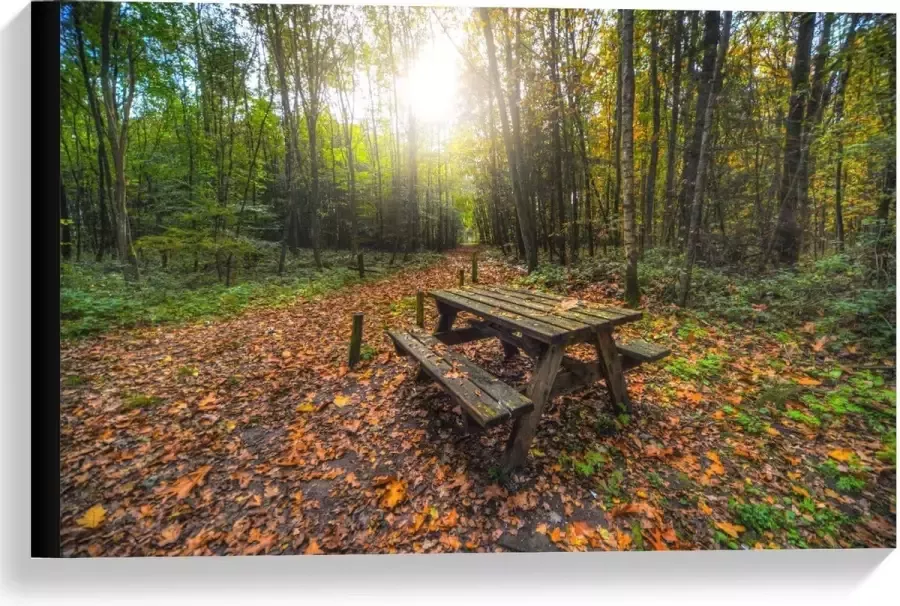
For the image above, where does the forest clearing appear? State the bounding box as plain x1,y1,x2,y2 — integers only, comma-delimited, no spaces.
58,3,895,555
61,248,895,555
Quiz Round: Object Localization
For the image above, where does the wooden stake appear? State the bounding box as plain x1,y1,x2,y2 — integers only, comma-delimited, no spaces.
471,252,478,283
348,312,364,368
415,290,425,328
357,253,365,279
457,268,465,287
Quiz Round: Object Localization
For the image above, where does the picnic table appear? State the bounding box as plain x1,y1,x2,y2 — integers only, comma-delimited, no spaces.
387,284,668,471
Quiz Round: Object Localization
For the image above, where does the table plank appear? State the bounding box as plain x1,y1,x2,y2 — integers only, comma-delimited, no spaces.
465,286,617,330
430,290,571,344
451,289,589,332
491,285,642,326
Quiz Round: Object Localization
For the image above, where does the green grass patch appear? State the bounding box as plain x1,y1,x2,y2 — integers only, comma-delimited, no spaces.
122,393,164,412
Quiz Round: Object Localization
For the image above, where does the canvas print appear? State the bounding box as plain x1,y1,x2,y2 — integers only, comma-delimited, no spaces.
58,2,896,556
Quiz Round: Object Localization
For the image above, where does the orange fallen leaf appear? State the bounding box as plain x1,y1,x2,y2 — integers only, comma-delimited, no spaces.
159,523,183,546
378,478,407,509
791,485,810,498
535,523,548,535
76,504,106,529
796,377,821,386
440,533,462,550
304,539,324,555
158,465,212,500
715,521,746,539
333,394,351,407
616,531,632,550
549,527,562,543
698,500,713,515
198,392,217,410
828,448,854,462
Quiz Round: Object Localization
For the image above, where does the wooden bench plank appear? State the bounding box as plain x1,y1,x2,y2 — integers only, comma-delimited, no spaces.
387,328,533,427
617,340,670,363
430,290,572,344
466,286,617,330
450,289,590,333
410,330,533,418
491,286,642,325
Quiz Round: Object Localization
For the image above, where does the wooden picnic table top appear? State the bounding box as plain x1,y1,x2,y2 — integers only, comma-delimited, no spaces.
429,285,642,346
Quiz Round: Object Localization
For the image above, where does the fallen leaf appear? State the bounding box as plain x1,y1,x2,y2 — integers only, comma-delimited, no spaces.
333,395,351,407
698,500,713,515
76,504,106,529
791,485,810,499
159,523,182,546
549,527,562,543
440,533,462,550
828,448,854,462
715,521,746,539
796,377,821,386
616,531,632,550
535,523,548,535
158,465,212,500
296,402,317,413
379,478,407,509
304,539,324,555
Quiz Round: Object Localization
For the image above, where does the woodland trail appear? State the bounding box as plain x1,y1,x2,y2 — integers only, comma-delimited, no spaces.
60,248,895,555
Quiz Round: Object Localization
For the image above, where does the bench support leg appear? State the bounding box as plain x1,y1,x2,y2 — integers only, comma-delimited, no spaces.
502,343,565,472
501,341,519,361
435,302,458,334
595,330,632,414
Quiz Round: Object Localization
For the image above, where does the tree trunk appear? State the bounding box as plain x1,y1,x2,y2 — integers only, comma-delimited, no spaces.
60,177,72,261
479,8,538,272
677,10,720,251
99,3,139,280
798,13,835,253
620,10,639,307
663,11,684,248
679,12,732,307
644,12,661,252
769,13,815,266
549,9,566,265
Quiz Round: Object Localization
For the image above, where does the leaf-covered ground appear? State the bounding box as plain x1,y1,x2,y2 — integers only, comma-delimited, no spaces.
60,248,896,556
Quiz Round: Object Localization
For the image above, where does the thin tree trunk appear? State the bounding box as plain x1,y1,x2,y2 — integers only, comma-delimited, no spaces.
644,12,661,252
479,7,538,271
620,10,639,307
769,12,815,266
663,11,684,248
679,12,732,307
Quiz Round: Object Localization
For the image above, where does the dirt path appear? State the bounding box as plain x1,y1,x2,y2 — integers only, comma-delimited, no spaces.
60,248,895,555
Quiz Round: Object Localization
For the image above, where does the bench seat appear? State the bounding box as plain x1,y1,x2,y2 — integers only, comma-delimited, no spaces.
387,327,533,428
616,340,670,364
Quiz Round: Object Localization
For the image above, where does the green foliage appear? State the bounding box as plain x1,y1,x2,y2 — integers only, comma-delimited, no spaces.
122,393,164,412
62,375,86,387
359,344,377,362
835,475,865,494
640,251,895,354
730,500,785,534
665,353,728,384
61,251,439,339
596,468,624,497
784,409,821,427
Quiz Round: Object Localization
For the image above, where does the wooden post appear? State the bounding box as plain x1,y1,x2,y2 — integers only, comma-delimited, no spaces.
357,253,365,279
457,268,465,287
415,290,425,328
348,312,364,368
471,252,478,283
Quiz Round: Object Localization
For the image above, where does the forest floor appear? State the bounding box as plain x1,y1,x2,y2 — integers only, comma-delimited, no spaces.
60,247,896,556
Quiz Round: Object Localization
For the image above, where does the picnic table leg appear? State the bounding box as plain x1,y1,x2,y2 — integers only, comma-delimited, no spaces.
502,343,565,472
435,302,458,334
595,329,632,414
501,341,519,360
